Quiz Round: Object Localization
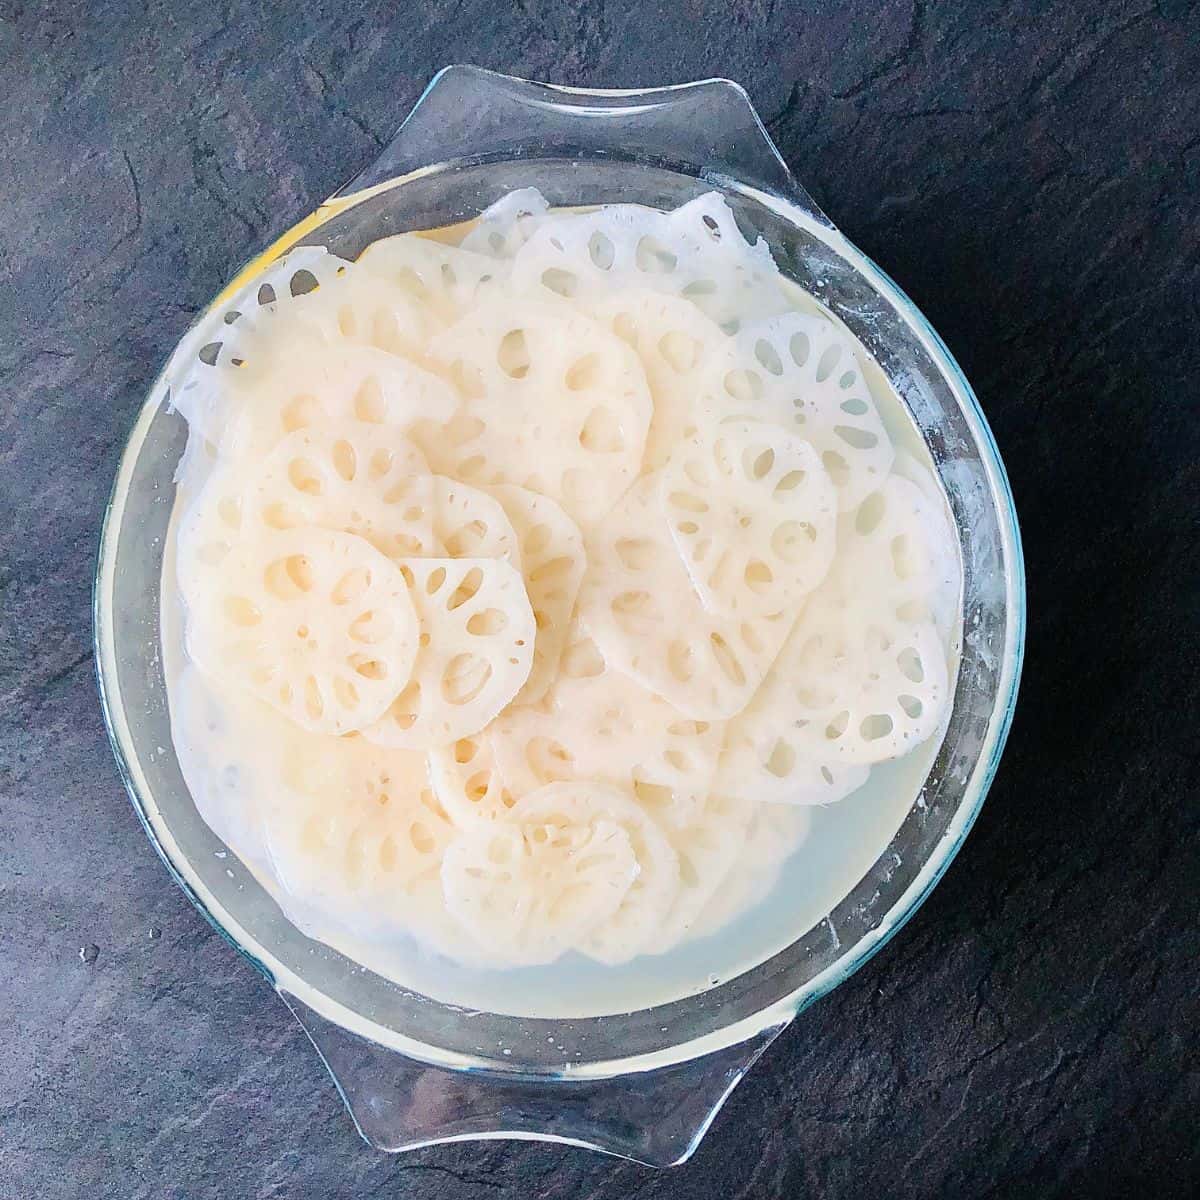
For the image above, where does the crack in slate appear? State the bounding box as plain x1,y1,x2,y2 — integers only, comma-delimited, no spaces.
121,148,143,241
391,1162,507,1190
833,0,926,100
766,80,809,131
42,649,93,690
302,56,385,149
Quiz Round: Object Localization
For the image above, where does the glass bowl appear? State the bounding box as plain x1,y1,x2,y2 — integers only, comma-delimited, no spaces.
94,67,1024,1166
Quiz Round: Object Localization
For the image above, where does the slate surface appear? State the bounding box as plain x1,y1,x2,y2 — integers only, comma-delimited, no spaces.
2,1,1198,1196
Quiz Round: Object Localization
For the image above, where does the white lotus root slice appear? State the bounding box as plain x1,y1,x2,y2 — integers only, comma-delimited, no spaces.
519,782,680,965
769,587,950,766
429,296,651,527
268,736,451,909
490,624,725,805
169,664,301,873
668,192,771,261
717,669,870,806
175,460,258,608
185,528,419,736
441,783,639,965
268,763,481,962
580,474,792,720
218,320,460,461
288,266,439,362
427,733,518,827
431,477,522,564
718,724,869,806
720,311,894,511
664,192,792,330
662,419,838,620
358,233,503,323
647,790,755,952
562,788,680,965
840,473,960,630
168,245,351,446
511,203,707,305
591,289,737,469
691,800,811,940
363,557,535,749
512,193,789,330
489,485,586,703
248,425,435,559
458,188,550,259
267,732,477,963
227,245,350,323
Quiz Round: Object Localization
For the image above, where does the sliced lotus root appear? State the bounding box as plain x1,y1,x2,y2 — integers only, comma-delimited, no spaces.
590,289,737,470
512,194,789,332
458,188,550,259
667,192,769,260
185,527,418,735
216,319,460,461
489,485,586,703
510,203,708,305
766,586,950,766
490,623,725,804
516,782,679,965
431,477,521,564
662,419,838,619
358,232,502,324
247,723,469,957
169,663,302,870
646,790,755,952
167,245,352,447
267,735,450,907
840,473,960,630
166,192,963,975
717,666,870,805
362,557,535,749
441,785,639,965
718,725,869,806
892,447,949,507
176,428,434,608
243,424,435,560
719,311,894,511
691,800,811,939
663,192,793,331
579,474,792,720
288,266,439,363
428,295,651,528
428,733,518,827
175,459,259,609
227,244,350,322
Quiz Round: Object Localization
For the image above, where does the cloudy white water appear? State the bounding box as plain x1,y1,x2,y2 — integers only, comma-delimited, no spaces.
161,193,961,1016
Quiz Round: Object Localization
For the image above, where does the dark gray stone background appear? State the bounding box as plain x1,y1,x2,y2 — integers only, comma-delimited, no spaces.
2,1,1197,1196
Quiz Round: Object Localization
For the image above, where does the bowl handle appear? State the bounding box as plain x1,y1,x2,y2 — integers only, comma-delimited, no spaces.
335,64,832,227
280,987,788,1167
